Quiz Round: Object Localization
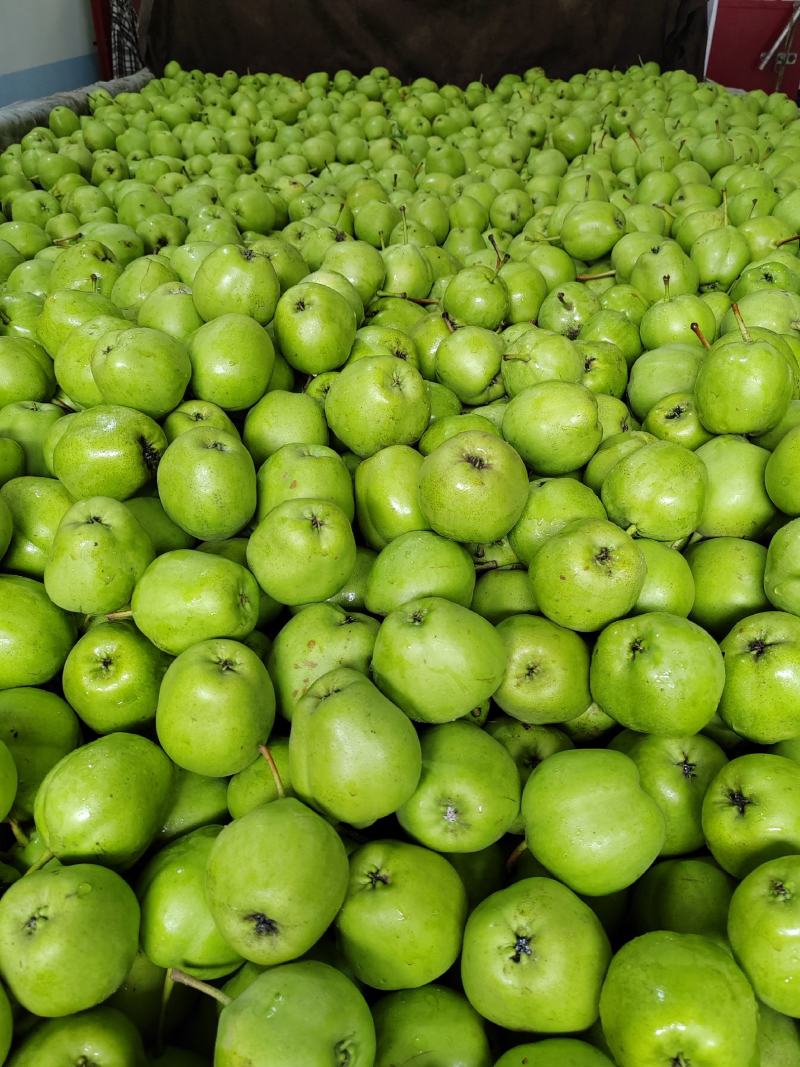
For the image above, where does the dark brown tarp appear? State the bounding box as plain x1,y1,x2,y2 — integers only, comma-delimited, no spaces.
143,0,708,85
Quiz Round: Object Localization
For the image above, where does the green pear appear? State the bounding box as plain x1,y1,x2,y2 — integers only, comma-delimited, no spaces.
0,476,73,577
0,401,64,477
0,575,75,689
461,877,611,1033
633,539,695,616
268,602,378,721
629,857,735,938
336,839,467,989
131,549,260,654
354,444,429,549
157,426,256,541
397,720,519,852
502,381,602,475
137,825,242,980
702,753,800,878
156,638,275,777
755,1001,800,1067
695,434,775,539
728,854,800,1020
246,498,357,606
418,430,530,543
62,620,170,733
0,740,17,823
371,596,506,723
600,931,758,1067
52,404,167,500
163,398,239,443
494,1040,614,1067
765,518,800,616
34,733,173,869
6,1006,147,1066
289,667,421,827
365,529,475,614
110,253,178,313
243,389,328,466
90,326,191,419
0,335,55,406
372,985,491,1067
215,961,375,1067
0,687,79,819
0,863,139,1017
766,424,800,515
125,495,196,554
325,355,430,457
157,766,229,844
601,440,707,541
189,311,277,411
471,568,538,624
522,748,666,895
493,613,591,724
192,244,280,325
0,438,25,487
590,612,725,735
44,496,154,614
105,947,169,1037
205,798,348,965
255,443,353,522
530,518,646,632
718,611,800,743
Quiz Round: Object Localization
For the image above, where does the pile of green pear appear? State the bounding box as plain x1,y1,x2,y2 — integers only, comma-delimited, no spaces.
5,53,800,1066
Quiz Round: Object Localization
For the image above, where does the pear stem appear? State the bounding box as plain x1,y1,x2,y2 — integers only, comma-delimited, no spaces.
731,302,752,342
5,818,28,848
400,204,408,245
377,291,439,306
625,523,638,538
23,849,54,876
488,233,508,273
626,126,641,150
51,397,77,412
442,312,457,333
722,188,728,228
474,560,526,573
105,609,134,622
259,745,285,798
506,840,528,870
662,274,671,302
156,969,174,1055
690,322,711,350
576,270,616,281
168,969,231,1007
776,234,800,247
654,203,677,219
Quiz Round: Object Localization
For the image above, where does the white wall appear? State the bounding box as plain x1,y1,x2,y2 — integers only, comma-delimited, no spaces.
0,0,96,76
0,0,99,105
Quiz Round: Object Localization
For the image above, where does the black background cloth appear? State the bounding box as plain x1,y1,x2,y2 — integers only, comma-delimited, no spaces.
143,0,709,85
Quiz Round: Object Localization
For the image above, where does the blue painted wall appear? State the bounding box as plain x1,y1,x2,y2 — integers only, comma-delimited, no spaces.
0,0,100,107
